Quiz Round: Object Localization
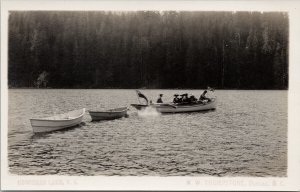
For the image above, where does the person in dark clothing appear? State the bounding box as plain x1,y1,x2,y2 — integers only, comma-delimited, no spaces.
173,94,179,103
199,90,211,102
189,95,197,103
177,95,183,103
182,93,190,103
156,94,163,103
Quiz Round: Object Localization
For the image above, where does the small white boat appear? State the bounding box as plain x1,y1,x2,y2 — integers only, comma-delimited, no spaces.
30,108,85,133
131,99,216,113
89,107,128,121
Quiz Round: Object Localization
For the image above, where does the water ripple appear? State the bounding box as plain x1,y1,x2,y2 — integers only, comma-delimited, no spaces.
8,89,287,176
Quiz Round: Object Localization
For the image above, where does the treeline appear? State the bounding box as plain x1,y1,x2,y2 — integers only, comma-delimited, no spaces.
8,11,288,89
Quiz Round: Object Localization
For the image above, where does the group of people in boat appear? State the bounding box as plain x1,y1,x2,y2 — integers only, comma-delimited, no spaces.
156,90,212,104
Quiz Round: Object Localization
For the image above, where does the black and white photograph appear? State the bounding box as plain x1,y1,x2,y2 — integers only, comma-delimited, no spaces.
1,0,300,191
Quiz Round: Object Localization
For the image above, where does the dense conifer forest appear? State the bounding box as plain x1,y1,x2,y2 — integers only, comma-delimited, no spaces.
8,11,288,89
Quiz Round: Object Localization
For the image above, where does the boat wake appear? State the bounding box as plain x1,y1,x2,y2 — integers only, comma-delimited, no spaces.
137,106,160,117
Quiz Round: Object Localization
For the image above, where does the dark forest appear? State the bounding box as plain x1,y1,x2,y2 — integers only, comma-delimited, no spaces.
8,11,288,89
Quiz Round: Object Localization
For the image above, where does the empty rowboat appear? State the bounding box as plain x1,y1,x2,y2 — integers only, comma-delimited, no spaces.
88,107,128,121
30,108,85,133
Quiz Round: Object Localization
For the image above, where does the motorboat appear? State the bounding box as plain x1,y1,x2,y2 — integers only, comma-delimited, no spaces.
131,99,216,113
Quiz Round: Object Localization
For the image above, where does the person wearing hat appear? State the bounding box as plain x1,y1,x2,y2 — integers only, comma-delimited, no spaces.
181,93,189,103
156,94,163,103
189,95,197,103
177,94,183,103
173,94,179,103
178,94,185,103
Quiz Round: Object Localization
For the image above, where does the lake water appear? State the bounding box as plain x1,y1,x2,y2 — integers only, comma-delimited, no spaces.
7,89,287,176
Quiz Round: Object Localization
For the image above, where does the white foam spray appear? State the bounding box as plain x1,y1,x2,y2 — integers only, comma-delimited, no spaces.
137,106,160,117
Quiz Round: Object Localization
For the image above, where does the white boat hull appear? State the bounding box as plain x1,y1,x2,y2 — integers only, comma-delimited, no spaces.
89,107,128,121
30,108,85,133
131,99,216,113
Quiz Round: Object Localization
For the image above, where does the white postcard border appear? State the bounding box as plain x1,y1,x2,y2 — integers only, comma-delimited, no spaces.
1,0,300,190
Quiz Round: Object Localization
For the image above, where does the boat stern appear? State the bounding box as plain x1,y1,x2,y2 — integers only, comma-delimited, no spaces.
130,104,148,110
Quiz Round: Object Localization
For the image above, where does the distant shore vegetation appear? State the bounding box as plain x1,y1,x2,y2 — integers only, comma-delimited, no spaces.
8,11,288,89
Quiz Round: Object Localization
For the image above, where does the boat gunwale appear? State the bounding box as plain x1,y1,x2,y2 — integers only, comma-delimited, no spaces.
31,121,82,128
88,107,128,114
30,108,85,122
131,98,216,108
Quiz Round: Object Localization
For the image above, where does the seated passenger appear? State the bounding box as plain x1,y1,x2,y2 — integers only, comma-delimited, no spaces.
156,94,163,103
177,95,183,103
173,94,179,103
182,93,190,103
199,90,211,102
189,95,197,103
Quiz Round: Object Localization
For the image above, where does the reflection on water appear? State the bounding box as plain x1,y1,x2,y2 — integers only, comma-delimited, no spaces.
8,89,287,176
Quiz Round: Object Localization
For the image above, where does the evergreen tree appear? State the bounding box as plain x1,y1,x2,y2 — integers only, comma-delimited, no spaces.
8,11,288,89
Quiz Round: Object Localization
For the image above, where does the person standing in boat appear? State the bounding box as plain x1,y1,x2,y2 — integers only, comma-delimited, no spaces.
156,94,163,103
199,90,211,102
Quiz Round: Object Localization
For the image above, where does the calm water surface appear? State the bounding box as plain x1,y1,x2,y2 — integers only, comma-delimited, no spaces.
8,89,287,176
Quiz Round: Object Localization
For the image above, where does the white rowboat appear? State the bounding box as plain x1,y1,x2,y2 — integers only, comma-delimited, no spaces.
131,99,216,113
89,107,128,121
30,108,85,133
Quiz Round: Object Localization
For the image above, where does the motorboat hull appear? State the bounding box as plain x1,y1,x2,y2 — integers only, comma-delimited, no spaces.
131,99,216,113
